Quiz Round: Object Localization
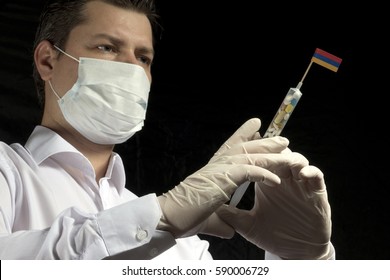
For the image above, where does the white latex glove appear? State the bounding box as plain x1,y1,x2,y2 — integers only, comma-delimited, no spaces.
157,118,290,238
216,153,333,260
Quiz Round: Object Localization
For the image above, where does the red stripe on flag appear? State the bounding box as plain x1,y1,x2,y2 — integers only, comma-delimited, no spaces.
314,48,342,64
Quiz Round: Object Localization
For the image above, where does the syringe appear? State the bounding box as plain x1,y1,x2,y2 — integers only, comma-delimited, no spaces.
229,82,303,207
228,48,342,207
263,82,303,138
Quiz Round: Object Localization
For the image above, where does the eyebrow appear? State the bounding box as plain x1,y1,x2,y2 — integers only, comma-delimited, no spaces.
91,33,155,56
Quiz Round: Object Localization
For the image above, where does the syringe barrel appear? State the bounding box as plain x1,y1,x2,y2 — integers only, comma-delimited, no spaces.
263,87,302,138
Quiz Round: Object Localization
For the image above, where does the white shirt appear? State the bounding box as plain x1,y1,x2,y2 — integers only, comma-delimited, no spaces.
0,126,212,260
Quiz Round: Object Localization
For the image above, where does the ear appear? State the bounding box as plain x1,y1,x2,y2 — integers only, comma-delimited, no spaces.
34,40,57,81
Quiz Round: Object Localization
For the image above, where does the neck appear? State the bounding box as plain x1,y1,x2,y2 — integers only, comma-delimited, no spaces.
64,132,114,181
68,135,114,182
42,121,114,183
78,142,113,182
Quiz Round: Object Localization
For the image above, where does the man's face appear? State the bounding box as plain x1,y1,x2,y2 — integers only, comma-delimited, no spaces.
50,1,154,99
39,1,154,141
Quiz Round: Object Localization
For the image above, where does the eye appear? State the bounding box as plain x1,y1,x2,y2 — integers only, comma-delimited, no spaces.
97,45,116,53
137,55,153,66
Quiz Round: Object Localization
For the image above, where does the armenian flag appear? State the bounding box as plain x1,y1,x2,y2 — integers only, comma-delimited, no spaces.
311,48,342,72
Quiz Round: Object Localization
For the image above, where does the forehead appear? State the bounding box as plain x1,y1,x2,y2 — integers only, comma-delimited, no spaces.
68,1,153,47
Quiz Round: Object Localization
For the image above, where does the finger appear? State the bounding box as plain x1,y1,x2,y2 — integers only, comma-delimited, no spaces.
281,147,292,154
215,204,251,231
199,212,235,239
251,152,308,182
222,136,289,156
227,165,282,187
214,118,261,156
215,152,309,176
299,165,326,191
253,131,261,140
264,152,309,179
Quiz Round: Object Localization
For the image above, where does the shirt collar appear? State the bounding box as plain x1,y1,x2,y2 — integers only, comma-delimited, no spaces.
25,126,80,164
104,152,126,195
25,125,126,193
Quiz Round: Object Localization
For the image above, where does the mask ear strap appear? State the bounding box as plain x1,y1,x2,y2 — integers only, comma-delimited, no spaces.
48,80,62,100
53,45,80,63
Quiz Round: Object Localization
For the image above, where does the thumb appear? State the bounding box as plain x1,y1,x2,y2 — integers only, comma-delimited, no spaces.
215,204,251,233
199,213,235,239
214,118,261,157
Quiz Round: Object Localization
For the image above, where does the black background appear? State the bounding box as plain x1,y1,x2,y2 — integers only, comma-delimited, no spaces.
0,1,388,259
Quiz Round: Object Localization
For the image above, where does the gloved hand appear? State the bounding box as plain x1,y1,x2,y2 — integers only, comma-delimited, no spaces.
157,118,290,238
215,151,333,259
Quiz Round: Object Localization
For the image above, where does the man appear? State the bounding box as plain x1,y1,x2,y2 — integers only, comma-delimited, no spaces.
0,0,334,259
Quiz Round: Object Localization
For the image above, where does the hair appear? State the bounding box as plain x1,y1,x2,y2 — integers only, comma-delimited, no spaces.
32,0,161,107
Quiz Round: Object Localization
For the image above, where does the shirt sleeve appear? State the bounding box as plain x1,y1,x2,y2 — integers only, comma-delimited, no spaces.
0,187,176,259
96,194,177,259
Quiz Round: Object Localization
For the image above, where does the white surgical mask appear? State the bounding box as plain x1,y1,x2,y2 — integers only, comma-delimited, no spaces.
49,46,150,145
